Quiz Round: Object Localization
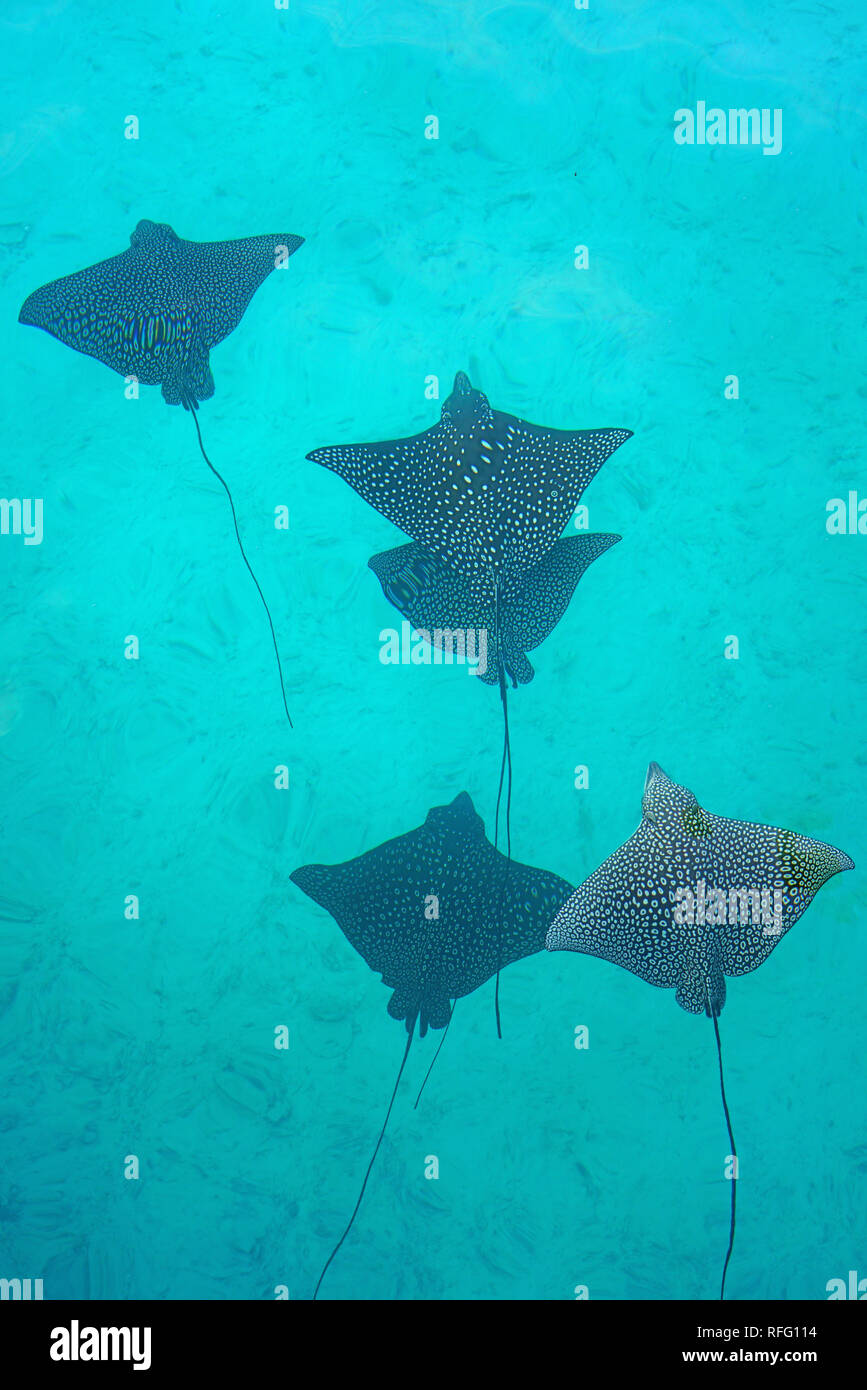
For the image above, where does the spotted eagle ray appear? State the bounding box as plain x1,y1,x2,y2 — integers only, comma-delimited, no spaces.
290,790,573,1299
545,761,854,1299
308,373,630,1024
369,532,621,686
18,219,304,726
307,371,631,600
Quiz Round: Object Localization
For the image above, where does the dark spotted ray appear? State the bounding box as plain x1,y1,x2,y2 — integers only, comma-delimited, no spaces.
309,372,630,1021
290,790,573,1299
369,532,621,687
546,761,854,1299
19,219,304,726
307,371,631,601
18,220,303,407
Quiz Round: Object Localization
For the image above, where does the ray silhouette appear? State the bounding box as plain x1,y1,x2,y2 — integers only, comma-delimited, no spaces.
19,219,304,726
546,761,854,1300
290,790,573,1299
308,372,630,1023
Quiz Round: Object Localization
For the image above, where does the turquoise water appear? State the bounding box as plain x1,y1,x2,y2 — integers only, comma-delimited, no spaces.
1,1,864,1301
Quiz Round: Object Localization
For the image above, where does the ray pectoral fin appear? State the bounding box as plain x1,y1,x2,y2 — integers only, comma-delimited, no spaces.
499,534,621,664
306,434,423,511
712,821,854,976
288,864,335,913
777,828,855,901
369,543,450,622
551,424,633,492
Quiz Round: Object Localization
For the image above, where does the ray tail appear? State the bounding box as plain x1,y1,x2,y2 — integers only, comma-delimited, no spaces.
188,404,293,729
711,997,737,1300
312,1018,416,1299
413,1000,456,1109
492,578,513,1039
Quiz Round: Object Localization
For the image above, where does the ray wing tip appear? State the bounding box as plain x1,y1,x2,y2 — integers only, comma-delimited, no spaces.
290,864,322,889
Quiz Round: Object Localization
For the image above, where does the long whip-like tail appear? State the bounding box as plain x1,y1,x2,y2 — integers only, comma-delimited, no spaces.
413,1001,456,1109
491,578,512,1039
187,402,293,729
313,1018,416,1299
710,1001,737,1300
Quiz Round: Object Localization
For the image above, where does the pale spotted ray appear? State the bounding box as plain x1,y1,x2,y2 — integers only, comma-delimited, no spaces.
546,761,854,1299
